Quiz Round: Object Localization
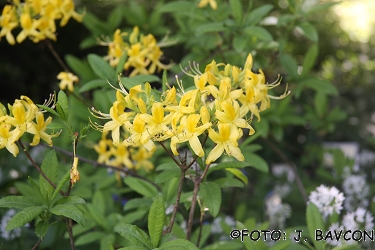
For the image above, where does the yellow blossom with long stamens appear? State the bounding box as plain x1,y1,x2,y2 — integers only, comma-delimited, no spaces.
171,113,212,157
206,123,244,164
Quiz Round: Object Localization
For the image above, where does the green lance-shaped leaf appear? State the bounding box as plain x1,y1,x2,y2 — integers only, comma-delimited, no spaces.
51,169,70,202
148,194,166,248
243,153,269,173
0,195,40,209
87,54,117,85
157,239,199,250
36,104,60,118
297,22,318,42
6,206,45,231
57,90,69,121
35,220,49,239
28,177,46,205
302,44,318,76
230,0,243,24
268,240,291,250
207,161,250,176
40,150,59,202
225,168,248,185
124,176,158,198
79,79,108,93
116,53,128,75
306,203,324,250
199,182,221,218
53,196,86,206
245,4,274,26
114,223,152,249
50,204,85,227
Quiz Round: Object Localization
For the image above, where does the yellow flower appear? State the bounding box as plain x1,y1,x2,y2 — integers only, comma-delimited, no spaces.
27,112,59,146
198,0,217,10
124,115,155,152
206,123,244,164
0,122,19,157
70,157,80,186
0,5,18,45
16,11,44,43
93,134,113,164
171,113,211,157
103,101,132,146
138,102,173,141
130,147,154,171
57,72,79,92
58,0,84,27
216,100,255,136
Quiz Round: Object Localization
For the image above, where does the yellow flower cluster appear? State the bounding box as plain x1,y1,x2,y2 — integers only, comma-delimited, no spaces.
198,0,218,10
92,54,289,166
0,95,60,157
93,133,154,171
0,0,84,45
103,26,172,77
57,71,79,92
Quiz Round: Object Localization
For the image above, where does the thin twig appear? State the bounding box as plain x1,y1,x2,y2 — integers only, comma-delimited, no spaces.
197,210,205,247
66,217,75,250
166,168,187,233
45,39,70,72
158,141,181,168
18,140,65,197
186,162,211,240
38,143,161,191
263,138,308,203
31,238,42,250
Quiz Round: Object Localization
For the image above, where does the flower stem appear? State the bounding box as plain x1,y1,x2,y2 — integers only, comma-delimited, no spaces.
166,168,187,233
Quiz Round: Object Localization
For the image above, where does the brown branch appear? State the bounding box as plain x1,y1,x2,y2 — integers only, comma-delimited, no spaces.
158,141,181,168
39,143,161,191
18,140,65,197
31,238,42,250
66,217,75,250
166,168,187,233
263,138,308,203
197,210,205,247
186,162,211,240
45,39,70,72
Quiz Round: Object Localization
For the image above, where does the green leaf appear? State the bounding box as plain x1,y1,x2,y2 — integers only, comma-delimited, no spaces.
196,22,226,35
93,190,106,215
297,22,318,42
75,231,106,246
51,170,70,202
244,26,273,41
82,12,108,36
202,241,243,250
107,7,123,30
303,2,338,15
65,54,89,76
40,150,59,202
87,54,116,85
279,54,298,79
57,90,69,121
116,53,128,75
124,198,153,211
0,196,40,208
242,153,269,173
245,4,274,25
6,206,45,231
100,234,115,250
114,223,152,249
302,44,318,75
121,2,147,26
36,104,60,118
215,177,244,188
230,0,243,24
50,204,85,227
35,220,49,238
158,2,196,13
118,247,148,250
28,177,46,204
79,79,109,93
236,221,256,250
314,92,327,118
120,75,160,90
86,203,110,230
225,168,248,185
53,196,86,206
148,194,165,248
306,203,324,250
158,239,199,250
155,169,180,184
269,240,291,250
124,176,158,198
299,77,338,96
199,182,221,217
207,161,250,176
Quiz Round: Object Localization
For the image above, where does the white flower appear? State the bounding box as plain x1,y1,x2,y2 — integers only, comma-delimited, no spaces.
266,203,291,229
326,223,345,246
342,208,374,231
308,185,345,220
343,175,369,211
